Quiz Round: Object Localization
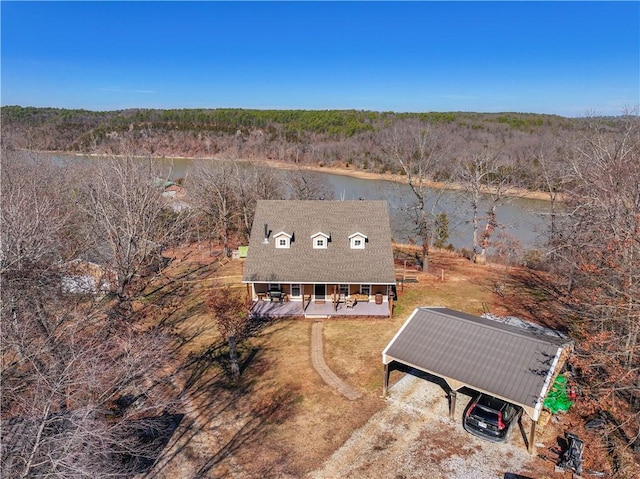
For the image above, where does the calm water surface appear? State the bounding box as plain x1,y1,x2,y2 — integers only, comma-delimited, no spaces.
318,172,549,250
49,153,550,250
174,158,551,250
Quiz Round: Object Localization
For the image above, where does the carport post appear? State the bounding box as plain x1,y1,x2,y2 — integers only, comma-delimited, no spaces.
382,364,390,397
528,420,537,454
448,390,457,420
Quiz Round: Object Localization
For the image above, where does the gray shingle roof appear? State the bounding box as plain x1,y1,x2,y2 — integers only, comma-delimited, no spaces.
383,307,572,420
242,200,396,284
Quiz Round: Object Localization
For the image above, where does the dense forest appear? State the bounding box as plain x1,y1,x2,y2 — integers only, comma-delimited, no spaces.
1,106,638,477
0,105,610,190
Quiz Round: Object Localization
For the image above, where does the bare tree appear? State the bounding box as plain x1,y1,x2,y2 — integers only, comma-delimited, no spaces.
553,112,640,455
454,149,514,262
206,286,251,381
187,159,243,257
384,121,447,270
523,136,573,264
1,151,180,478
284,168,335,200
1,283,177,478
0,150,84,273
77,155,186,303
187,159,290,254
234,163,284,241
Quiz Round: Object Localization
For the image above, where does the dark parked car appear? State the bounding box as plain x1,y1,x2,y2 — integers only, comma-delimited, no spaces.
463,393,522,442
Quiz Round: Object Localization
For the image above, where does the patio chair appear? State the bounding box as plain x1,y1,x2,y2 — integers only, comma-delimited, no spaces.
345,297,356,309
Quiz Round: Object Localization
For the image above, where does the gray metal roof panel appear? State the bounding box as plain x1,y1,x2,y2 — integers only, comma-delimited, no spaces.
243,200,396,284
383,307,571,410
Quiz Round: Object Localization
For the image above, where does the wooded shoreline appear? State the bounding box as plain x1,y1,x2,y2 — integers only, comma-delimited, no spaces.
34,149,553,202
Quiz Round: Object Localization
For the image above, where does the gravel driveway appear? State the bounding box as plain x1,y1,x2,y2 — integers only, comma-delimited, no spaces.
308,375,538,479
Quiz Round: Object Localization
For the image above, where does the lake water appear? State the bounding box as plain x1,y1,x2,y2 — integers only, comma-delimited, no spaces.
47,153,550,251
171,157,551,251
316,172,549,250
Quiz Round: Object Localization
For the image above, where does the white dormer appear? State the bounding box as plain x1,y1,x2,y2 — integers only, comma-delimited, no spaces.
349,232,367,249
274,231,292,249
311,232,330,249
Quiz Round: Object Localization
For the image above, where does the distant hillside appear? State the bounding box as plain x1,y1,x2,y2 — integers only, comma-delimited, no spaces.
0,105,626,189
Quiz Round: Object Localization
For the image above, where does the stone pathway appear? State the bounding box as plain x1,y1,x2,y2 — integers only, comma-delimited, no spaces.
310,321,362,400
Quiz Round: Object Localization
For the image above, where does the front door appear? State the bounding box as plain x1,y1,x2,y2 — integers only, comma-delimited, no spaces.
314,284,325,301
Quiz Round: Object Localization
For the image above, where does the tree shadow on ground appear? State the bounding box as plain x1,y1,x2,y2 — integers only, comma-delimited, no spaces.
499,267,571,333
193,385,299,478
145,337,300,479
133,250,302,478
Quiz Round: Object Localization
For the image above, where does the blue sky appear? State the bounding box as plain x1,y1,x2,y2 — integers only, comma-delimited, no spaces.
1,1,638,116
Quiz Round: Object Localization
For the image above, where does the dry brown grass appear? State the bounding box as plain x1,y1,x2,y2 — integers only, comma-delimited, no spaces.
143,242,579,478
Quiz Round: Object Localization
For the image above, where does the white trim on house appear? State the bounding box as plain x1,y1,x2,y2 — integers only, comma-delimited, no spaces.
348,232,367,249
310,232,330,249
274,231,292,249
290,283,302,298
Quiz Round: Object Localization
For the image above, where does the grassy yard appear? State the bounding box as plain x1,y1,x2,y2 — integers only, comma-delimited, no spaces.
140,243,581,478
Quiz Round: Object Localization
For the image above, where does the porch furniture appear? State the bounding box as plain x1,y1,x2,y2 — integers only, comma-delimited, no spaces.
268,290,285,303
352,293,369,302
345,297,356,309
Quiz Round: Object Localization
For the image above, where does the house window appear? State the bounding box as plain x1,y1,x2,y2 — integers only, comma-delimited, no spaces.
339,284,349,296
311,232,329,249
268,283,281,292
291,284,301,298
274,232,291,249
360,284,371,296
349,233,367,249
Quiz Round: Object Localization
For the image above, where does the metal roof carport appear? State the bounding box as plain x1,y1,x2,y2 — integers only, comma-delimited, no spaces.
382,307,573,453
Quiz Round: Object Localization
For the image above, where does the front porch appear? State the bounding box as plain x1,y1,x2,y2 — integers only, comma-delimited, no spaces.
250,298,392,318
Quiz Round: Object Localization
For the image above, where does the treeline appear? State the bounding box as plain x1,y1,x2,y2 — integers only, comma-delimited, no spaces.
1,105,604,190
2,105,573,138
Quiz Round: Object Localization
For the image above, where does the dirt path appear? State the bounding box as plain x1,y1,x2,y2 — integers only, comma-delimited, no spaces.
307,375,537,479
311,321,362,401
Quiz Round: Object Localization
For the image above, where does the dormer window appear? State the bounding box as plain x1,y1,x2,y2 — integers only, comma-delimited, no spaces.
274,231,292,249
349,232,367,249
311,232,330,249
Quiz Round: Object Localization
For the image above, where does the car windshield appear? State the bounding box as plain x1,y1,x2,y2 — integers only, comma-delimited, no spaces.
471,404,500,424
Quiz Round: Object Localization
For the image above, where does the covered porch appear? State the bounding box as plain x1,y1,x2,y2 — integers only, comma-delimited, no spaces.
246,281,395,318
250,297,392,318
